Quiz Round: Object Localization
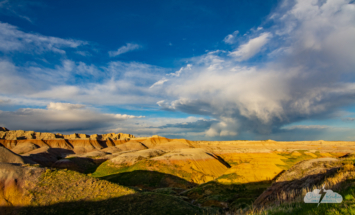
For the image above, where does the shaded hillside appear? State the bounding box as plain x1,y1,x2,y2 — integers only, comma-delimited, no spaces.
1,192,209,215
102,170,196,190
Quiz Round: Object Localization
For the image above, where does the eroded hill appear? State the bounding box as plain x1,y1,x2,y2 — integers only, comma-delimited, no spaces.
1,127,355,214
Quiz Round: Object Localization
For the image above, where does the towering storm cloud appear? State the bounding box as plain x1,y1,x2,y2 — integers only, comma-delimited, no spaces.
155,0,355,137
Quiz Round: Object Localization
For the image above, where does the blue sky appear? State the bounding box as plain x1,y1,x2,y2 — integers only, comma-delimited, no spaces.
0,0,354,141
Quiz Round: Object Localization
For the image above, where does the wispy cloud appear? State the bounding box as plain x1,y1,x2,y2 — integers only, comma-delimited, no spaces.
0,0,35,23
343,117,355,122
223,30,239,44
282,125,329,130
0,22,87,53
108,43,141,57
149,78,168,89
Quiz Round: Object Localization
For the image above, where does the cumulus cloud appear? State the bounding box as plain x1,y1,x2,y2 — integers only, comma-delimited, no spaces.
229,32,272,61
108,43,141,57
156,0,355,137
0,22,86,53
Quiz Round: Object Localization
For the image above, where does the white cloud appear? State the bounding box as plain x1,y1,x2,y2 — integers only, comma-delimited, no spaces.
229,32,272,61
0,59,167,106
223,30,239,44
108,43,141,57
149,64,193,89
114,114,145,119
206,127,219,137
149,78,168,89
168,64,192,77
47,102,85,111
0,22,86,53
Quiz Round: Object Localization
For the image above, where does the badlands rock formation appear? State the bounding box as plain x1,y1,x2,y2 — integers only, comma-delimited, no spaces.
1,127,355,213
1,127,355,184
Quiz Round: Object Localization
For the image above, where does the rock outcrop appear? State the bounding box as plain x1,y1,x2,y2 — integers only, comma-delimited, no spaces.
111,149,166,166
0,130,135,141
0,127,9,131
10,142,39,154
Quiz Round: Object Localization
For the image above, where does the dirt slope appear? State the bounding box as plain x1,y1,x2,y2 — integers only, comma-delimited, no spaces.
0,147,26,164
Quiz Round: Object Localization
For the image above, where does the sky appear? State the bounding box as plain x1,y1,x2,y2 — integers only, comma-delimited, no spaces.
0,0,355,141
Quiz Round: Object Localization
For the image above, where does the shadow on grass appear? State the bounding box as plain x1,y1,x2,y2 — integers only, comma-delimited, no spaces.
58,157,101,174
182,180,272,210
0,192,213,215
101,170,198,190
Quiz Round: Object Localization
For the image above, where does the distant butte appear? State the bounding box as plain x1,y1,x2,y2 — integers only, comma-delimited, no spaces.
0,128,134,140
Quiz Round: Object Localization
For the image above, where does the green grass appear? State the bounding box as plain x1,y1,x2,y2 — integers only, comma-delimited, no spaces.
92,159,214,184
276,150,320,171
92,160,200,191
216,173,242,181
91,160,131,177
29,168,135,206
